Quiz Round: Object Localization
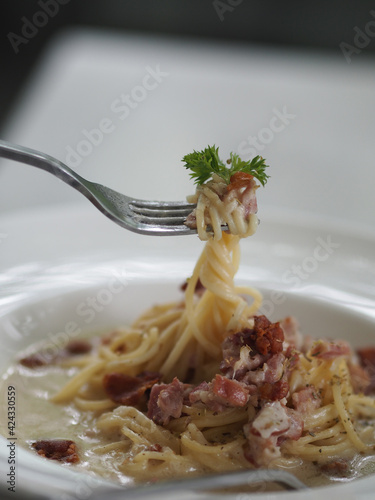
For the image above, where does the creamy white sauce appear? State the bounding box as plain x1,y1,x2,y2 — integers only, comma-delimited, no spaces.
1,343,375,491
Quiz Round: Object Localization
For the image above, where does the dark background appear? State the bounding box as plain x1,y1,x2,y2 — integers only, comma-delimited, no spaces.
1,0,374,129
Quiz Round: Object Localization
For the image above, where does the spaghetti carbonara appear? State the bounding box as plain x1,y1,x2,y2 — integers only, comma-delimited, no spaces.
4,148,375,487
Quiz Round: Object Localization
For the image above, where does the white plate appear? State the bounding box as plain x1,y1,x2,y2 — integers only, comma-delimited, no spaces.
0,204,375,500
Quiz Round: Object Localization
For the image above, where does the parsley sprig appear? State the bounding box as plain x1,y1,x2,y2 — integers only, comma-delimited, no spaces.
182,145,269,186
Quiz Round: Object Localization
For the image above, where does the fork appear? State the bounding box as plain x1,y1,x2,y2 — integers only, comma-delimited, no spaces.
88,469,308,499
0,139,197,236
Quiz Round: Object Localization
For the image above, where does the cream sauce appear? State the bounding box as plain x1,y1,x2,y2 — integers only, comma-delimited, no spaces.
1,343,375,491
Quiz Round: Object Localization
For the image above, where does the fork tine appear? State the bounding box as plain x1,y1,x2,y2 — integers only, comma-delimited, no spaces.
132,214,190,226
130,200,195,210
129,200,195,222
130,206,194,219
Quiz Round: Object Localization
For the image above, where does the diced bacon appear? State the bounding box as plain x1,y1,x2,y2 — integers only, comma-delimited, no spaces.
32,439,79,463
282,408,304,441
180,278,205,295
309,340,351,360
258,379,289,402
356,347,375,393
357,346,375,368
284,345,300,376
242,353,287,393
243,401,303,467
146,443,163,452
320,459,348,476
20,340,92,368
280,316,303,350
251,316,284,356
19,352,52,368
189,381,218,408
65,340,92,355
148,378,191,425
212,374,249,407
349,363,371,394
243,431,281,466
220,315,284,379
226,172,258,218
103,371,161,406
221,337,264,379
251,401,290,439
184,212,197,229
292,386,321,414
189,379,248,412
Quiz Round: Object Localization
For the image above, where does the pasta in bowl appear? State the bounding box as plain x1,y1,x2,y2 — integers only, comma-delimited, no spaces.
1,147,375,496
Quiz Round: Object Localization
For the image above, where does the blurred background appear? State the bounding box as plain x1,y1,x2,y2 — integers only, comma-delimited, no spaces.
2,0,375,127
0,0,374,227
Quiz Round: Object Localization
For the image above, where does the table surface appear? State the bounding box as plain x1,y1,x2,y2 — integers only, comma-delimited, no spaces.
0,28,374,232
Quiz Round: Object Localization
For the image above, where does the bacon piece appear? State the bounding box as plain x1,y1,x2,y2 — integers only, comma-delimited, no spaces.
226,172,258,217
309,340,351,360
189,377,250,412
355,347,375,393
65,340,92,355
243,401,303,467
20,340,92,368
280,316,303,350
220,316,284,378
349,363,371,393
357,347,375,368
32,439,79,463
189,381,227,412
180,278,205,295
148,378,191,425
103,371,161,406
19,352,53,368
147,443,163,452
258,379,289,401
292,386,321,414
250,316,284,356
320,459,348,476
184,212,197,229
212,374,249,407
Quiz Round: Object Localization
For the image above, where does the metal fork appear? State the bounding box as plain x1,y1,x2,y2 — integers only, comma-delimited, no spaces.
88,469,308,499
0,139,197,236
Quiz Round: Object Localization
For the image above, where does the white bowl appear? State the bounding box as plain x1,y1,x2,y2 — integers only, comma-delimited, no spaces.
1,204,375,499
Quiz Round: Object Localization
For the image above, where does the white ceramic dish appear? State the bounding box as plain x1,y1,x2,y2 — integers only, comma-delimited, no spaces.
0,204,375,500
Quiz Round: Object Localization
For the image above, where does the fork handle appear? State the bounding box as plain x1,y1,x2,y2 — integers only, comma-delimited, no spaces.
0,139,93,196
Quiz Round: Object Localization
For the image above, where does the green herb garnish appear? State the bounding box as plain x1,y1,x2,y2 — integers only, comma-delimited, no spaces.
182,145,269,186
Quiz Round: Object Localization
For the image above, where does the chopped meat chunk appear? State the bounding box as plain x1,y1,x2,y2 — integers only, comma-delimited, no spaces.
320,459,348,476
280,316,303,350
19,352,52,368
220,315,284,378
292,386,321,414
32,439,79,463
148,378,191,425
65,340,92,355
243,401,303,467
212,374,249,407
103,371,161,405
20,340,92,368
309,340,351,360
